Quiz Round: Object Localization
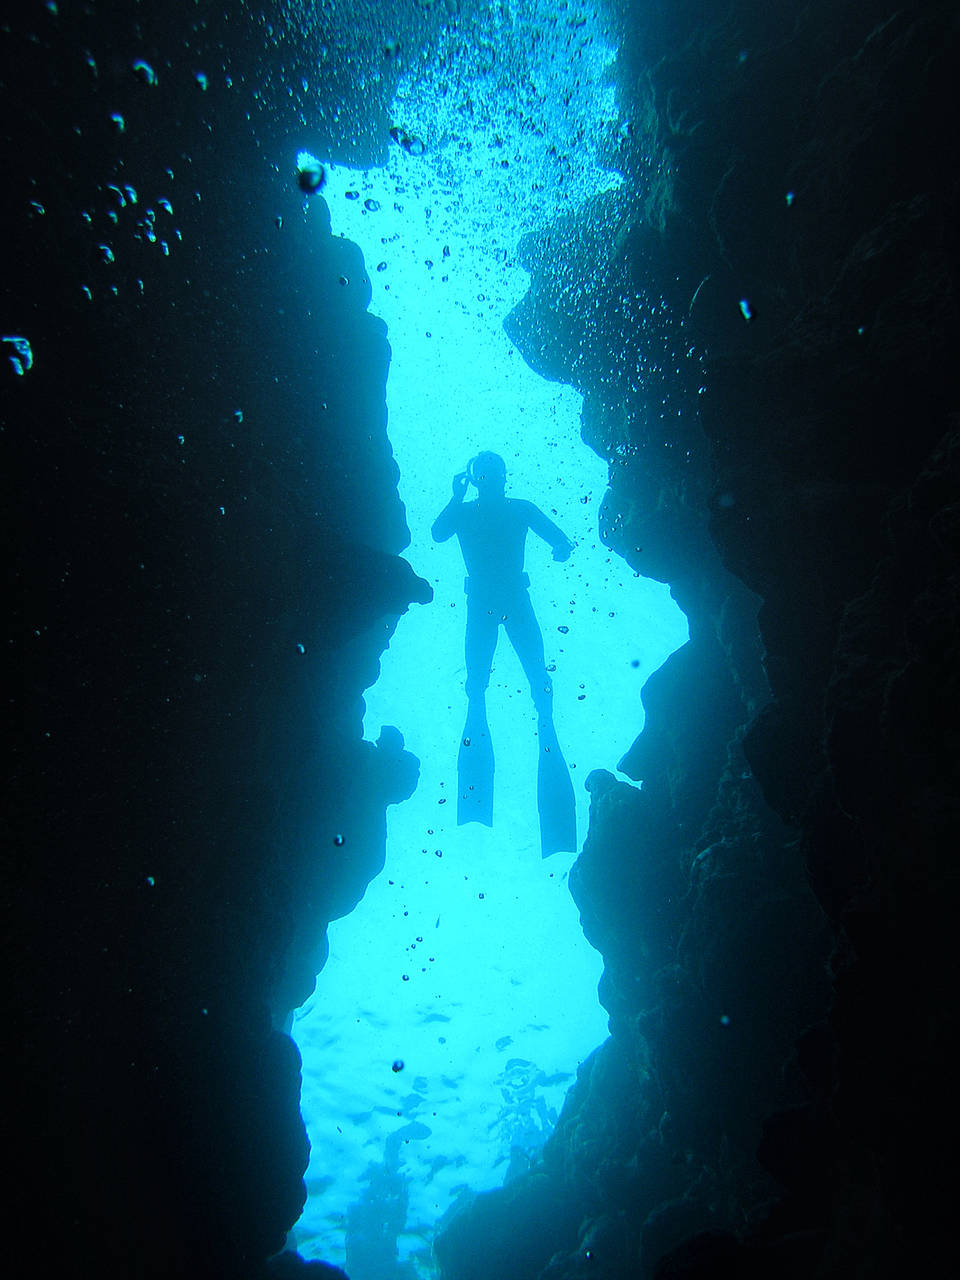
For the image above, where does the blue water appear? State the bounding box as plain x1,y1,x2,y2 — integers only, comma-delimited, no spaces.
289,4,688,1274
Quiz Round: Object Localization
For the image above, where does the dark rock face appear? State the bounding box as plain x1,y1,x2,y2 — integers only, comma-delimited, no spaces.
7,1,958,1278
439,2,959,1278
6,3,433,1276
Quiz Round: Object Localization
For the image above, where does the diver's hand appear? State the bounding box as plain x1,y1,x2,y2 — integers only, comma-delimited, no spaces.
452,472,469,499
552,540,573,563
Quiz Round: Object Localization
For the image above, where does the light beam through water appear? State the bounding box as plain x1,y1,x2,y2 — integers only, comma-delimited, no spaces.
290,5,688,1274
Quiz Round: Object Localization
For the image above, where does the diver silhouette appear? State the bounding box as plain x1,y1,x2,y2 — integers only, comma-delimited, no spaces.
431,451,577,856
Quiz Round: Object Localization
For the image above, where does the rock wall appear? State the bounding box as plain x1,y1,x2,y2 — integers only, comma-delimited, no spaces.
439,2,959,1277
5,3,433,1275
6,1,957,1276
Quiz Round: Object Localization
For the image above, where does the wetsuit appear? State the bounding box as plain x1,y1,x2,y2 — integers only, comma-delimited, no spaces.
439,496,567,713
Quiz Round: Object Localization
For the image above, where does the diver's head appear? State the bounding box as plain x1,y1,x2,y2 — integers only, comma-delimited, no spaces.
468,451,507,497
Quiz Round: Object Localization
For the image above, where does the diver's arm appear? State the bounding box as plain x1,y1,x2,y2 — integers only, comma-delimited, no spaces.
431,472,469,542
526,502,574,561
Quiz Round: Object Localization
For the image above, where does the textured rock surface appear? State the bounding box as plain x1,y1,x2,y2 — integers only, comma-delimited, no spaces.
6,1,958,1277
439,2,959,1277
5,3,432,1275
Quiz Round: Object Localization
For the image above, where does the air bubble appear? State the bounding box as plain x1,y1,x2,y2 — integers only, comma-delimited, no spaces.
296,151,325,195
3,335,34,375
132,60,156,86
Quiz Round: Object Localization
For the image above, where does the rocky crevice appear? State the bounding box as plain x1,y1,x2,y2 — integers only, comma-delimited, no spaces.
437,2,959,1276
8,1,958,1276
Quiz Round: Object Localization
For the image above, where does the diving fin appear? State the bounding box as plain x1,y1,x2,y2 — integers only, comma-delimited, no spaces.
537,716,576,857
458,700,494,827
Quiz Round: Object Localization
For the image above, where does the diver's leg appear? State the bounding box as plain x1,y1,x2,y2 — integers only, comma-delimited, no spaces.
502,591,553,716
459,601,498,825
504,592,576,855
464,600,499,702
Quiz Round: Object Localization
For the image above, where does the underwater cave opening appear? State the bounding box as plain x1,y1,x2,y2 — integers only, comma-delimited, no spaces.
288,5,689,1276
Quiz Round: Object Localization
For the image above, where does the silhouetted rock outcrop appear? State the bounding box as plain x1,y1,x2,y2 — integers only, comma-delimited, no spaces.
6,4,431,1275
440,2,959,1278
7,1,958,1277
